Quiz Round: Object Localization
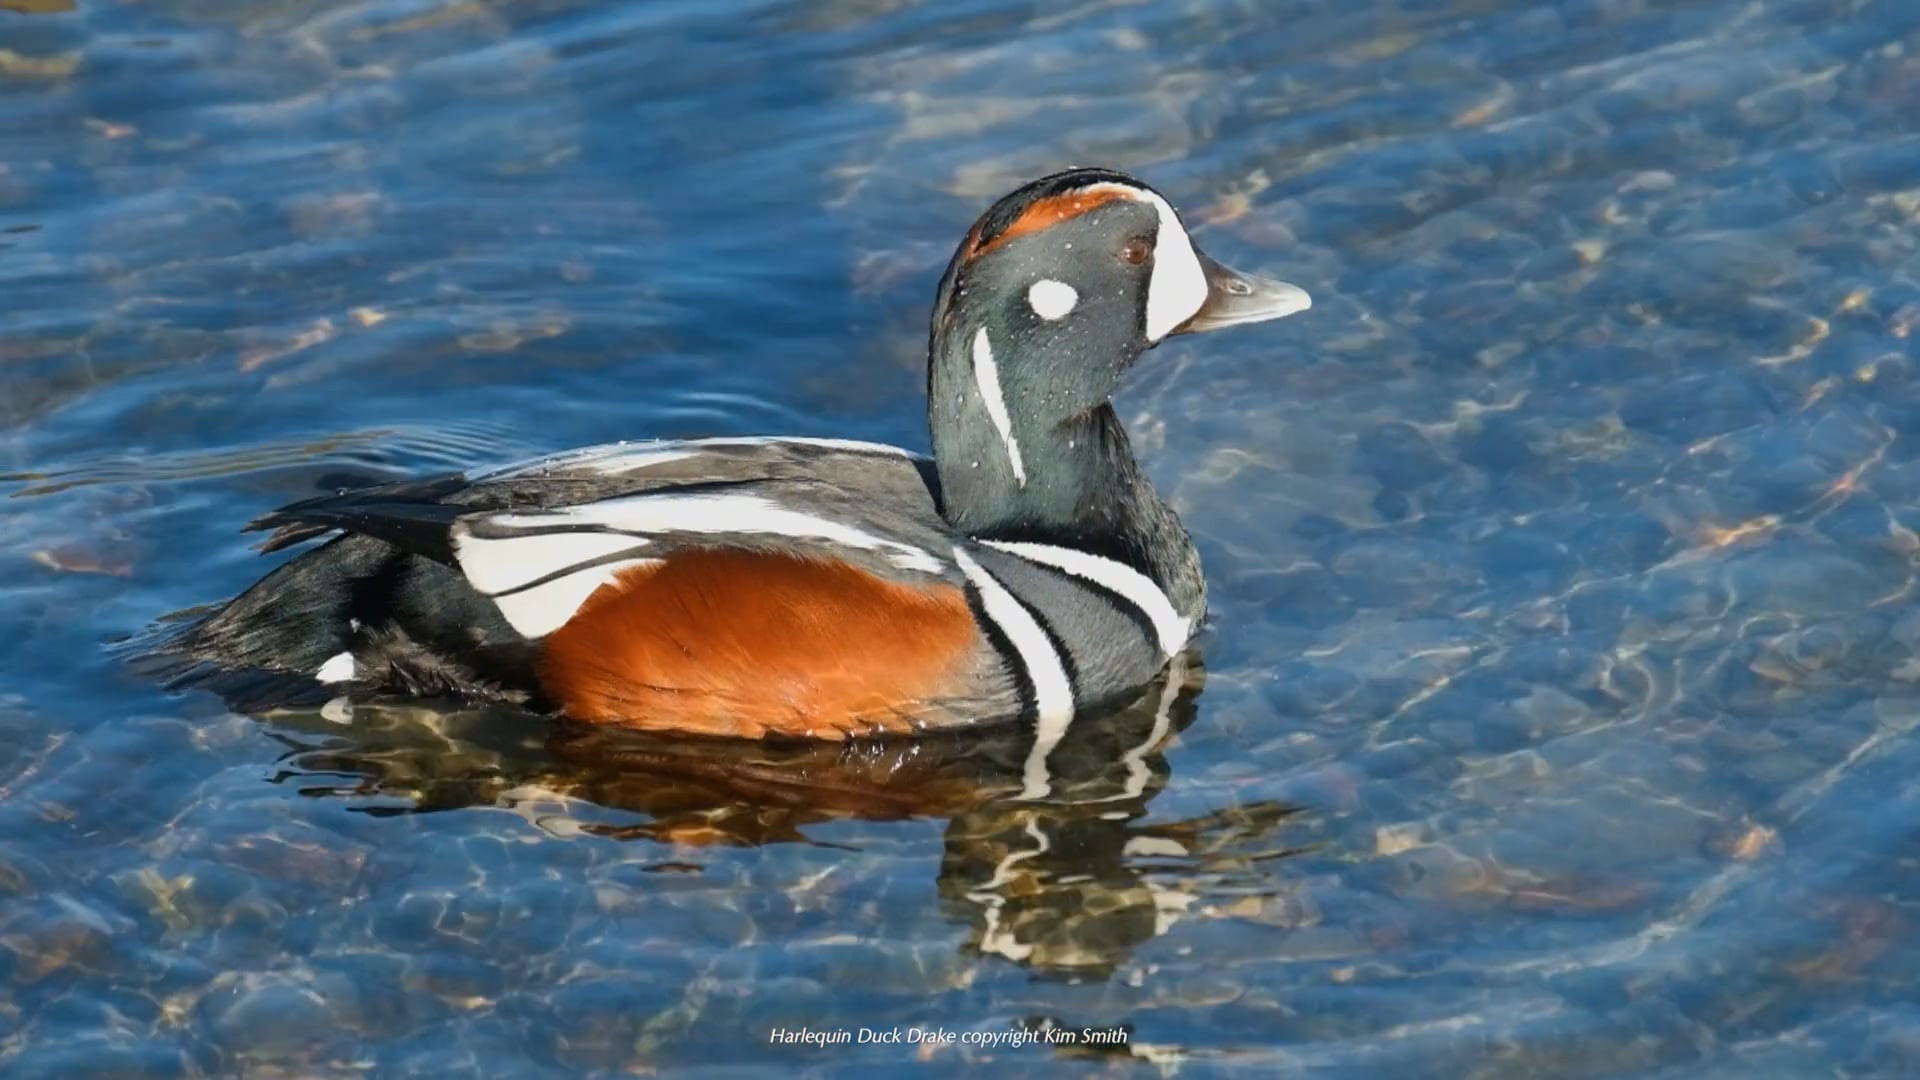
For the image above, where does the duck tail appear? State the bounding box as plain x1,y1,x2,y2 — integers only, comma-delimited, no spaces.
133,533,394,709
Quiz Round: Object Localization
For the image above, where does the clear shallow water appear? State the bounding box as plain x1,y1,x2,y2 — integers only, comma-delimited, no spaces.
4,0,1920,1074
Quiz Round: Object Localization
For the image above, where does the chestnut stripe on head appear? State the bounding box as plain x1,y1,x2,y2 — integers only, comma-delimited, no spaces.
968,186,1133,259
315,651,356,683
961,176,1210,342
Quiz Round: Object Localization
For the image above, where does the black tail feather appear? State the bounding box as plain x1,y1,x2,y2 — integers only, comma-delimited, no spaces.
146,533,395,692
245,501,464,564
243,473,470,562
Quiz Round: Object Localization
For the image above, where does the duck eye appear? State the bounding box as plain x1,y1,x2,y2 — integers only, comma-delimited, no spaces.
1119,237,1152,266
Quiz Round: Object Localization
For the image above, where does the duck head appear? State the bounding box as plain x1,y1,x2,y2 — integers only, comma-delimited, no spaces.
926,167,1311,536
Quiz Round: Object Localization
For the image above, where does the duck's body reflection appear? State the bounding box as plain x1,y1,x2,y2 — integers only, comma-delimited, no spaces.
256,656,1306,976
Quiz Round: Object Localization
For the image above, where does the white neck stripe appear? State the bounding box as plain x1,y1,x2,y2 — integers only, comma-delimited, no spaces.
971,328,1026,486
952,546,1073,796
980,539,1192,656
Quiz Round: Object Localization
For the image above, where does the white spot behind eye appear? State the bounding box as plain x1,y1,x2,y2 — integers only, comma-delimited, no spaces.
1027,279,1079,321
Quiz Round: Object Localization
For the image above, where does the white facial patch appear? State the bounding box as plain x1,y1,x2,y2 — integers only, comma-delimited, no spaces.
971,328,1026,485
1081,182,1210,341
1026,279,1078,321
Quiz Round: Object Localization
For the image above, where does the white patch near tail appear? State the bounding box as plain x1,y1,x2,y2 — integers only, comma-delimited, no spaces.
315,652,356,683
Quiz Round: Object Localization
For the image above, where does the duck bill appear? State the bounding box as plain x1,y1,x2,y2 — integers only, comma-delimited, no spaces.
1172,248,1312,335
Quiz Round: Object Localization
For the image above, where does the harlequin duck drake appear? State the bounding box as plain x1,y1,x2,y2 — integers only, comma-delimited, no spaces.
157,167,1310,741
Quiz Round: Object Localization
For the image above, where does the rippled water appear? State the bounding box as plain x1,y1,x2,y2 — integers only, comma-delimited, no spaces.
5,0,1920,1074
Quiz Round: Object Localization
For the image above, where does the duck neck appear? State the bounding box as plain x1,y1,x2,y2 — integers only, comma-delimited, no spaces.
926,333,1204,617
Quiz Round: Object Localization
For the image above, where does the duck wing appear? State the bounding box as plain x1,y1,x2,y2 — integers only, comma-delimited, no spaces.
243,437,958,640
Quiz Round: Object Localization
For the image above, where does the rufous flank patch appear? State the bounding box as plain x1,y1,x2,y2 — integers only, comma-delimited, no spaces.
539,549,980,738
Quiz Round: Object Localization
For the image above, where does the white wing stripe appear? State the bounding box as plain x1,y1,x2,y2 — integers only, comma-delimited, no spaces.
477,436,919,479
980,539,1191,656
953,546,1073,797
575,449,699,475
695,436,916,457
483,493,944,575
491,558,660,639
453,530,651,596
454,493,948,637
478,446,698,479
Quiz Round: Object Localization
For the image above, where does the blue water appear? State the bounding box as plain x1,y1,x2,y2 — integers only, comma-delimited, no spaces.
6,0,1920,1074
